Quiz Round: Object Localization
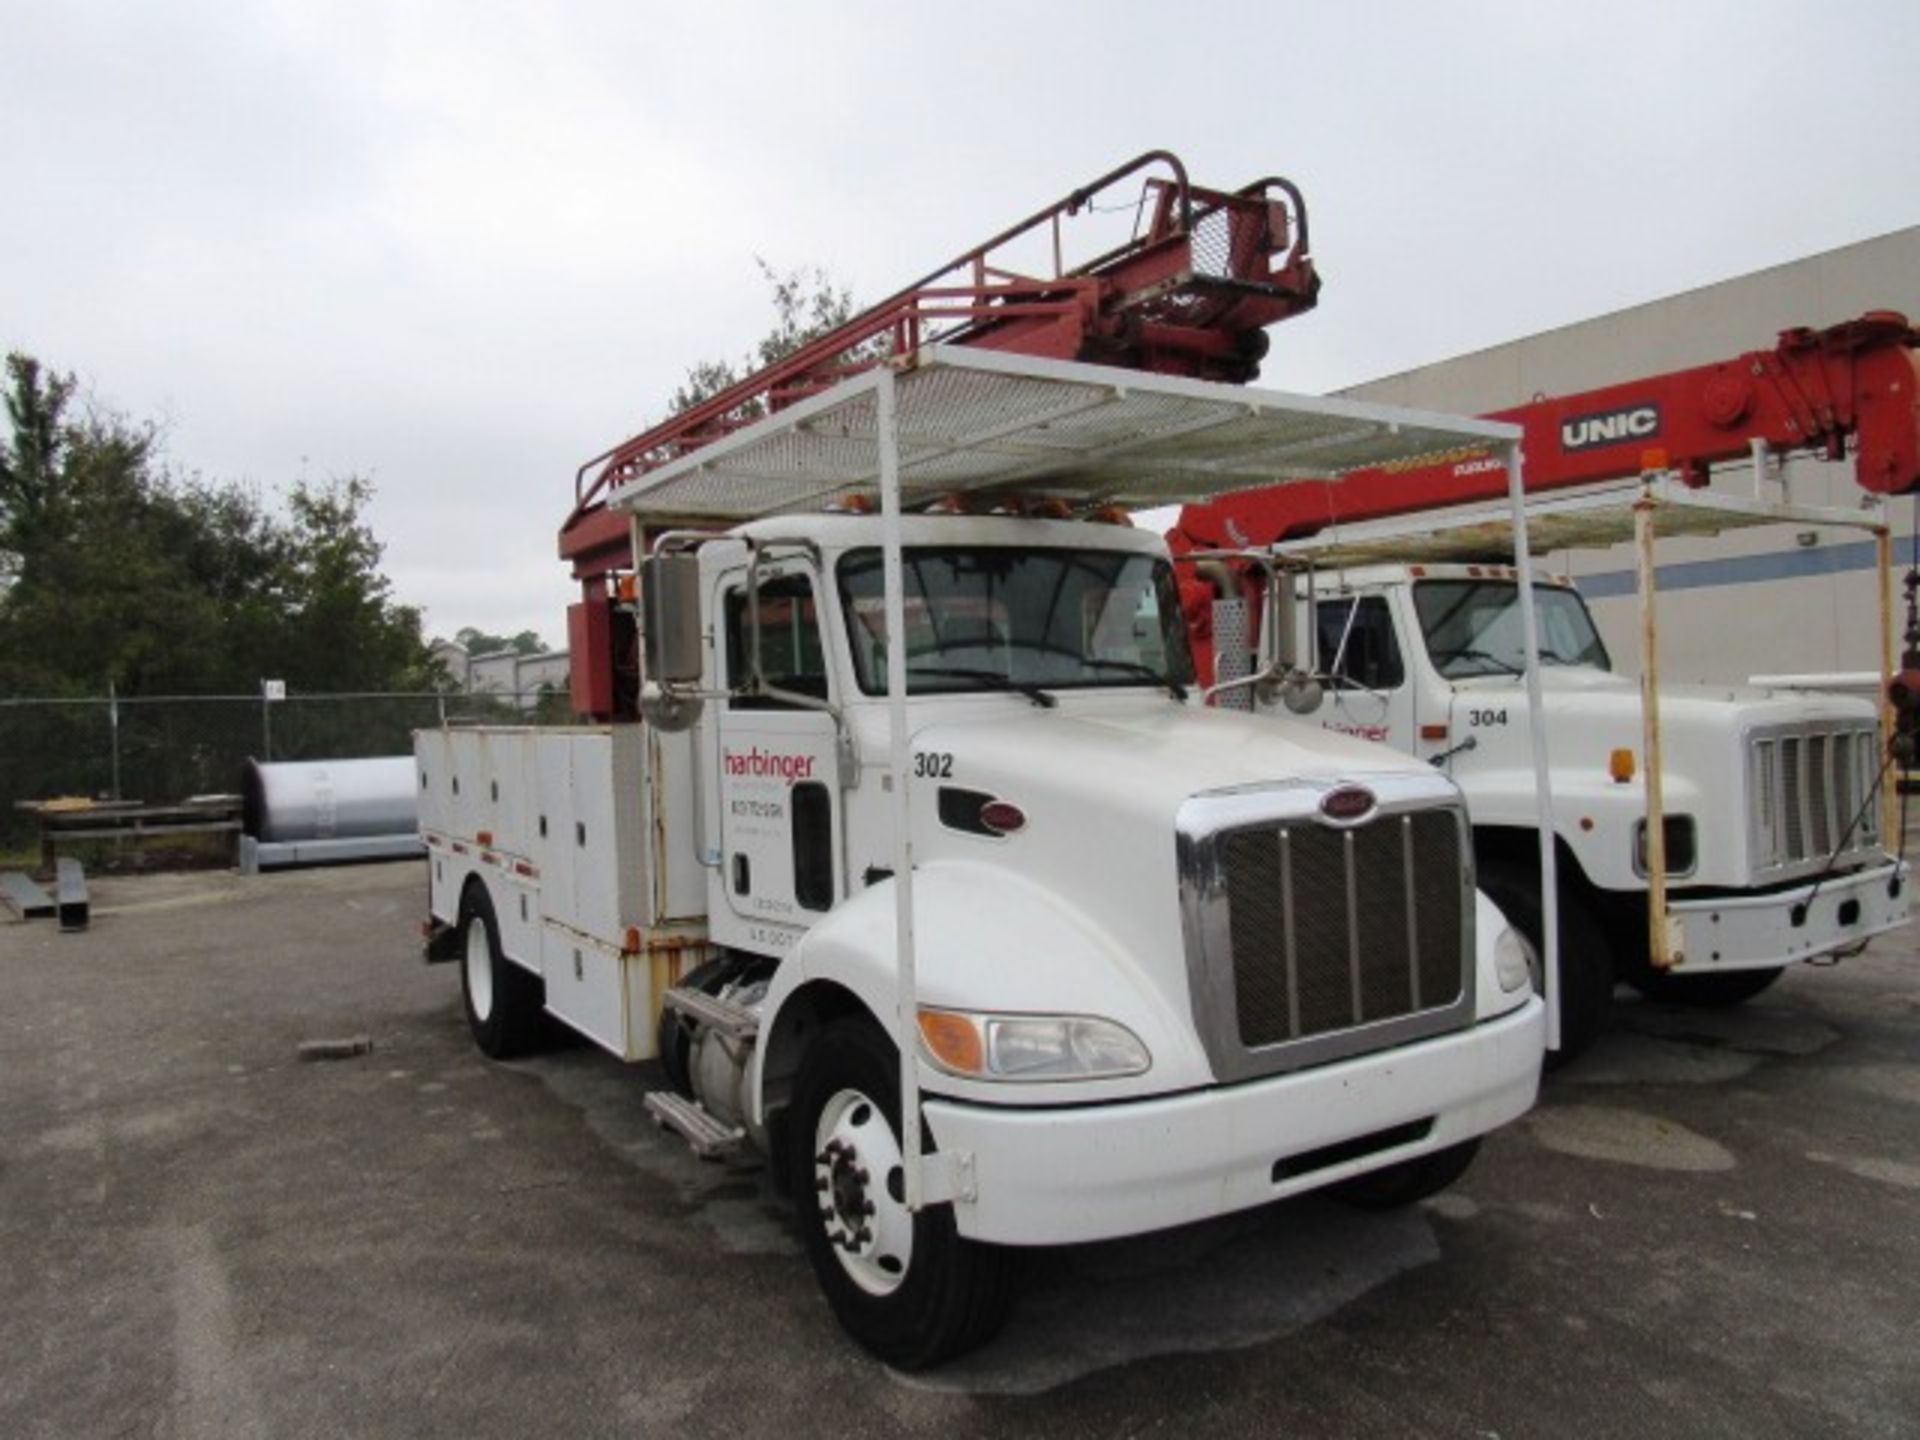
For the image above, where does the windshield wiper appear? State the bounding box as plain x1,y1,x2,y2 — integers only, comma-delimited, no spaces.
907,666,1057,708
1429,645,1524,676
1079,657,1188,701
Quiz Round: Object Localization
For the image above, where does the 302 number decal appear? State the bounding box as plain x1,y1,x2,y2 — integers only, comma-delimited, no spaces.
1467,708,1510,727
913,752,954,778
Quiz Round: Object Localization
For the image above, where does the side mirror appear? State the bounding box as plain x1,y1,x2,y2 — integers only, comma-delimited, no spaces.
641,553,704,684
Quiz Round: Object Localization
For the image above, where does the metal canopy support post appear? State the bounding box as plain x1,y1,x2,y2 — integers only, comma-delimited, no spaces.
1877,523,1898,849
1635,484,1671,969
108,682,122,801
875,366,926,1212
1506,440,1560,1047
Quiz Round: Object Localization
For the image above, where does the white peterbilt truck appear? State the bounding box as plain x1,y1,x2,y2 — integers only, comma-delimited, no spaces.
415,351,1550,1366
1207,516,1909,1058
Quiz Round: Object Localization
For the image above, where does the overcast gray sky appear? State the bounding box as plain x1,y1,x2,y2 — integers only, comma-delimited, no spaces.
6,1,1917,646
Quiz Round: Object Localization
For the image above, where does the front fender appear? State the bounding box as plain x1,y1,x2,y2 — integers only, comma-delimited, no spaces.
750,860,1211,1124
1456,755,1705,893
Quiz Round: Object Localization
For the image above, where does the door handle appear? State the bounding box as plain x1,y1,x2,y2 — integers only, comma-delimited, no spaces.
732,852,751,895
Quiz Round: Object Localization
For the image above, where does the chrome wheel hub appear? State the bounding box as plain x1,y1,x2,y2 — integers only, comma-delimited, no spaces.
812,1087,913,1296
464,920,494,1022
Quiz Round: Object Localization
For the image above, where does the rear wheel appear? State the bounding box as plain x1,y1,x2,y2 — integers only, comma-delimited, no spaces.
1479,859,1614,1064
789,1017,1015,1369
1627,965,1786,1007
1331,1139,1480,1210
459,884,544,1059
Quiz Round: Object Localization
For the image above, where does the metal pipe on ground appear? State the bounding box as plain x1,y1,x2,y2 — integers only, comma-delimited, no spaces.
240,757,423,872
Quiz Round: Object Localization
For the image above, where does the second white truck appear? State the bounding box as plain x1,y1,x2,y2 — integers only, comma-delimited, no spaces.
1198,522,1909,1057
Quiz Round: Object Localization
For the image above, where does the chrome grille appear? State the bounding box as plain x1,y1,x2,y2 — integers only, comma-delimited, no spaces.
1179,777,1475,1083
1223,813,1463,1046
1748,725,1882,879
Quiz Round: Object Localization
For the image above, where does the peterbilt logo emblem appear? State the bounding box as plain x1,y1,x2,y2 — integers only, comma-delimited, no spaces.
1319,785,1377,823
1560,402,1661,453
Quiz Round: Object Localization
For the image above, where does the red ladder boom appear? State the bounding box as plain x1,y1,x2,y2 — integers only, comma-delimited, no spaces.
561,150,1322,716
562,151,1318,578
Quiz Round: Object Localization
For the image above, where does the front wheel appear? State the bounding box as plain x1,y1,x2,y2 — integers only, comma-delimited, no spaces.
1479,860,1614,1064
789,1018,1015,1369
1627,965,1785,1007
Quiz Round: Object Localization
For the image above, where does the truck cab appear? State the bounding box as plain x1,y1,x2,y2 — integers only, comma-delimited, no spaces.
1258,561,1908,1053
684,516,1549,1241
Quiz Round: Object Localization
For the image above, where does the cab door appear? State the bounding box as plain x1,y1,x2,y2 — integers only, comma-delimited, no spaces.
712,565,842,951
1308,591,1419,752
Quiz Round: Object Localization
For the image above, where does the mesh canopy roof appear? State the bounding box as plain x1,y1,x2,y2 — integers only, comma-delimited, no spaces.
608,346,1520,523
1273,476,1889,569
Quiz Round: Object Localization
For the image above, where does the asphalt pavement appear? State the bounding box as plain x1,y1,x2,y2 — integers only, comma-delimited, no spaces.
2,860,1916,1438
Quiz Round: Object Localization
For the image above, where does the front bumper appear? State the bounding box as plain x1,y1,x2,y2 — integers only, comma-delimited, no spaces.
922,997,1544,1246
1668,860,1910,973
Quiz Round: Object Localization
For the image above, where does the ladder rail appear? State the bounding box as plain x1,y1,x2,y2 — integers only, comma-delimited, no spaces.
566,152,1318,540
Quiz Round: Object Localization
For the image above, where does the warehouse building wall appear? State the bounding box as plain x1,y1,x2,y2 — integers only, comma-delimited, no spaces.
1337,226,1920,685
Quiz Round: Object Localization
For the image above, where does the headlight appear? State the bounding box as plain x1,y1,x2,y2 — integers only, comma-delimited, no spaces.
917,1007,1151,1081
1494,925,1537,994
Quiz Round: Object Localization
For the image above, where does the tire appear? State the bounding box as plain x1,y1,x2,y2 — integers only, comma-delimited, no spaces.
1479,859,1614,1065
459,883,544,1059
656,954,748,1098
1331,1138,1480,1210
1627,965,1786,1007
788,1017,1016,1369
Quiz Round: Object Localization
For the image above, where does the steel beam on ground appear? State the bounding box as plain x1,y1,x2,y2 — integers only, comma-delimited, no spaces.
55,857,89,932
1,871,55,920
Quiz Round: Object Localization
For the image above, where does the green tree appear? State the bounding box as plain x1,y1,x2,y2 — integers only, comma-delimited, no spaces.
0,353,79,585
278,476,434,692
669,260,864,416
453,625,546,656
0,352,431,697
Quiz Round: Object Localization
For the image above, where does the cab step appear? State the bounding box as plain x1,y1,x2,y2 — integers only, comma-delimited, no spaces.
661,984,761,1041
644,1090,747,1160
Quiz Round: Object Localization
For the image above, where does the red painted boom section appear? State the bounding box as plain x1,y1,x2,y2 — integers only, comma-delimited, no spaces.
560,150,1324,717
1174,311,1920,556
562,151,1320,583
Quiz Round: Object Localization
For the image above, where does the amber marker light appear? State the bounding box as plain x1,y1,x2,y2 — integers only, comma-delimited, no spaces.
917,1009,985,1075
1608,748,1636,784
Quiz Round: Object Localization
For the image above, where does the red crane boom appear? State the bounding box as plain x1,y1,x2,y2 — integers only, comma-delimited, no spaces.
559,151,1321,716
1173,310,1920,558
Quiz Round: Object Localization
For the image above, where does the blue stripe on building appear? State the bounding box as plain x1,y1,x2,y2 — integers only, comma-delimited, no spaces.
1577,533,1919,600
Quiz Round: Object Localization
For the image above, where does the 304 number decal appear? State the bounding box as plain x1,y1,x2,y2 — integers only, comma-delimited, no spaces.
1467,708,1509,727
913,751,954,778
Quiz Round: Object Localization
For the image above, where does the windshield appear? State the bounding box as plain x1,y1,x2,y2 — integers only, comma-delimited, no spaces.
1412,580,1610,678
836,546,1194,697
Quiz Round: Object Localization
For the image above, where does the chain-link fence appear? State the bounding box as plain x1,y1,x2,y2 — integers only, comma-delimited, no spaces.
0,689,573,852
